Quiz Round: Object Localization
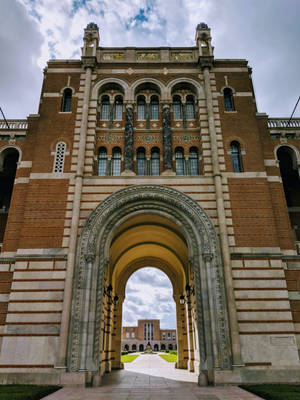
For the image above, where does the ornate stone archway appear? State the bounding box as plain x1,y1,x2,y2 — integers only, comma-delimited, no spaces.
67,185,232,384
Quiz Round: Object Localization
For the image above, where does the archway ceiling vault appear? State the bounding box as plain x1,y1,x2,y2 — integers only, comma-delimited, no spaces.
109,214,188,297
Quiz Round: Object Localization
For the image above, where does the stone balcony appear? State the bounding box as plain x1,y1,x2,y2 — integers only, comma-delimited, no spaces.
0,119,27,142
268,118,300,139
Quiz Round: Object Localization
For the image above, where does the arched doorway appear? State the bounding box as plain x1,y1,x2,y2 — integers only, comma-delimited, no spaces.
154,344,159,351
68,185,232,386
0,147,19,244
277,146,300,241
139,344,144,352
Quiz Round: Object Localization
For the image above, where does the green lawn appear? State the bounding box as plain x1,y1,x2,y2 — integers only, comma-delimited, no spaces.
121,354,139,363
0,385,61,400
159,354,177,362
240,384,300,400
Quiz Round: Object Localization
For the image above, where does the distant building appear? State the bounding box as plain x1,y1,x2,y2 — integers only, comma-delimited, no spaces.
122,319,176,351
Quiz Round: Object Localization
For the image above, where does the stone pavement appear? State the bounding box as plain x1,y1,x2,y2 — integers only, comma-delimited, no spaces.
42,353,263,399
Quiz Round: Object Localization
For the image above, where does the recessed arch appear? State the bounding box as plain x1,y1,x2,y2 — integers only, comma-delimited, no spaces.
130,78,166,101
166,77,205,100
68,184,232,384
91,77,130,100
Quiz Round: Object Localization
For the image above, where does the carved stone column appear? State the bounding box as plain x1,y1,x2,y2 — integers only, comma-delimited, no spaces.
174,295,188,369
124,103,134,173
162,104,173,172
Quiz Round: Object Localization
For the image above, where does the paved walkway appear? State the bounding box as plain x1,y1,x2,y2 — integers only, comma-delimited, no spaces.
42,354,263,399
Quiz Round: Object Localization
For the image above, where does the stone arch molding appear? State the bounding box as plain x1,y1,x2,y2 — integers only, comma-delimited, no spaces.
67,184,232,377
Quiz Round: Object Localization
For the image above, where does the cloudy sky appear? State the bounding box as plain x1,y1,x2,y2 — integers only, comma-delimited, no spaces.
123,267,176,329
1,0,300,120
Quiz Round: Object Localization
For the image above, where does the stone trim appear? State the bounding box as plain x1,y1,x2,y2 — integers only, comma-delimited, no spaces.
68,184,232,378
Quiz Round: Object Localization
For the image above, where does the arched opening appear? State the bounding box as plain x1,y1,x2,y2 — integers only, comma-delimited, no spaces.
151,147,160,176
230,141,243,172
139,344,144,352
68,185,232,386
223,88,235,112
112,147,122,176
136,147,146,176
122,267,176,358
124,344,129,351
175,147,185,175
161,344,166,351
98,147,107,176
277,146,300,241
61,88,72,112
132,344,136,351
0,148,19,244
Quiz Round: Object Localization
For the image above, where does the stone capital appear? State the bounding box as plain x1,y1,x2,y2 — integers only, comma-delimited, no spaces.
203,252,213,262
85,252,95,263
198,56,214,70
81,56,97,69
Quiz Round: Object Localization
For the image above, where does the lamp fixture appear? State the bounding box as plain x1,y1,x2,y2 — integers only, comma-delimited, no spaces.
104,284,119,304
180,284,195,304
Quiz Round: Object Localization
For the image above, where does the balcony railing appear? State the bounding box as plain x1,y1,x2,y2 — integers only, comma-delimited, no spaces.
268,118,300,129
0,120,28,130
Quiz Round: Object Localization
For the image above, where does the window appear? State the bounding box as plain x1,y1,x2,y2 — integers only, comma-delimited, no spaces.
98,147,107,176
162,332,166,340
172,332,176,340
136,147,146,176
175,147,184,175
53,142,66,173
224,88,235,111
186,95,195,120
112,147,121,176
101,95,110,120
230,141,243,172
131,332,135,339
61,88,72,112
150,96,159,120
167,332,170,340
189,147,199,175
173,95,182,120
151,147,160,176
126,332,129,339
114,95,123,120
137,96,146,120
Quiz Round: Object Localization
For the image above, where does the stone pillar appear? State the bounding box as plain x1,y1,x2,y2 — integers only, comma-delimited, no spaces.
123,103,134,173
162,104,173,173
111,296,124,370
200,57,243,367
186,296,195,372
57,59,95,368
174,295,188,369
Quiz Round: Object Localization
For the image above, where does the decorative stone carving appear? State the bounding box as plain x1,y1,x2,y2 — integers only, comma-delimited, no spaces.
171,52,193,61
162,105,172,171
124,105,134,171
134,134,161,145
137,52,159,61
68,185,232,375
97,134,123,144
103,53,125,61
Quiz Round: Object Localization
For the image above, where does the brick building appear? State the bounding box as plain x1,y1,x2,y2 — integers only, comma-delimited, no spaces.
0,22,299,386
122,319,176,351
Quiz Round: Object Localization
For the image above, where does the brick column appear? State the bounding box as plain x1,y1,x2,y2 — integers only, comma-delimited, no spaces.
200,57,243,367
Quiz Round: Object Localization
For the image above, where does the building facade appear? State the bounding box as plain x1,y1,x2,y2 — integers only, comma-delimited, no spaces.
122,319,176,351
0,22,300,386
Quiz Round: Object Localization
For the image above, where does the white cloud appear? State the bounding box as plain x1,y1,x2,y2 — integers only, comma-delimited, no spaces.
1,1,299,115
122,267,176,329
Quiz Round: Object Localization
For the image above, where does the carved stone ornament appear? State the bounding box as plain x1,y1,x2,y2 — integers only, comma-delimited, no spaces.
137,52,159,61
67,185,232,374
171,52,193,61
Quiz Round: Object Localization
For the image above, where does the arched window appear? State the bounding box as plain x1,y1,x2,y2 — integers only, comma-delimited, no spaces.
277,146,300,241
151,147,160,176
101,95,110,120
189,147,199,175
175,147,184,175
224,88,235,111
53,142,66,173
98,147,107,176
150,96,159,120
61,88,72,112
186,95,195,120
114,95,123,120
136,147,146,176
173,95,182,120
112,147,122,176
230,141,243,172
137,96,146,120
